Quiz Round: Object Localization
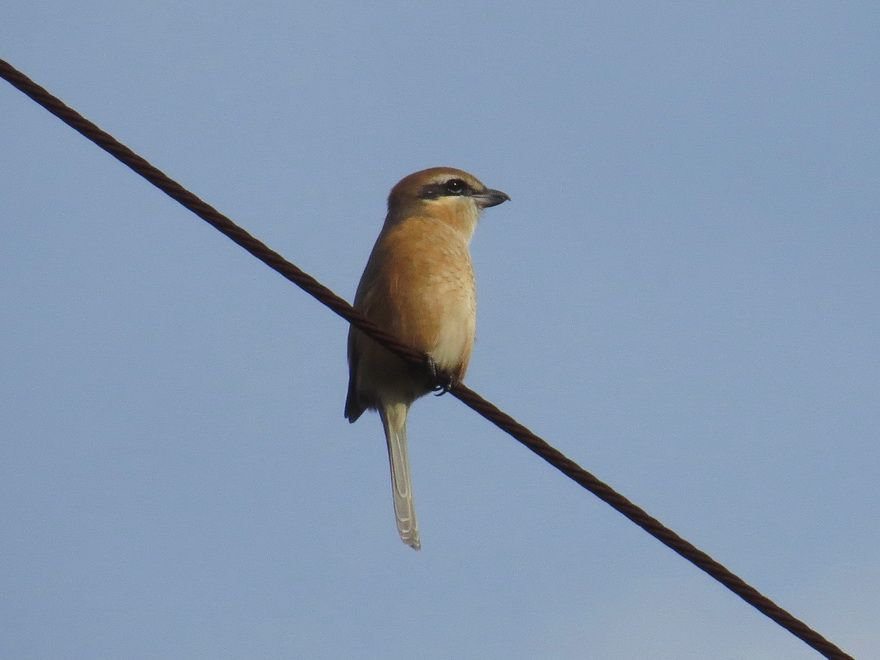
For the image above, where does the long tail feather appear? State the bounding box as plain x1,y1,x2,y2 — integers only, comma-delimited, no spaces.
379,403,420,550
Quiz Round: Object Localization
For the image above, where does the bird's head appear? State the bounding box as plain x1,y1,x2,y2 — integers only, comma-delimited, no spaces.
386,167,509,238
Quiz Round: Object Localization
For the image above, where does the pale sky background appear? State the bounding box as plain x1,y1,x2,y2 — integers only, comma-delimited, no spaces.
2,3,878,659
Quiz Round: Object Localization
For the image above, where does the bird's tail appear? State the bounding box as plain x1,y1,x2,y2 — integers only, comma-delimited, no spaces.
379,402,420,550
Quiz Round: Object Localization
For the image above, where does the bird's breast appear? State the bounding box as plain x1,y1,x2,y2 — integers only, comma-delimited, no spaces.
379,221,476,371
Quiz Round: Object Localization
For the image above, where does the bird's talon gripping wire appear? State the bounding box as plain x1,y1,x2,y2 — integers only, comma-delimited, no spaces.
425,355,455,396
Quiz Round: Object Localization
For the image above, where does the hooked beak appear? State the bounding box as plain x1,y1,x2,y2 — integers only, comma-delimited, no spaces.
473,188,510,209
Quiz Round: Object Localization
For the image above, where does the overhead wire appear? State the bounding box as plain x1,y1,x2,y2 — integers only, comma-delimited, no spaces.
0,58,853,660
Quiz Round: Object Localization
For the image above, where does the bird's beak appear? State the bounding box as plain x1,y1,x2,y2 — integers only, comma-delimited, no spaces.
472,188,510,208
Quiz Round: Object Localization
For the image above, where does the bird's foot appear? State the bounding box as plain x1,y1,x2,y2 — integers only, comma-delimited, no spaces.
425,355,456,396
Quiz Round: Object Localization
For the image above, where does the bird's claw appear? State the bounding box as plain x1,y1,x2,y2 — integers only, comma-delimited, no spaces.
425,355,455,396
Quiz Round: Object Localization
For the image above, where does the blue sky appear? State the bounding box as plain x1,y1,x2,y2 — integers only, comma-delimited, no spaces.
2,3,878,658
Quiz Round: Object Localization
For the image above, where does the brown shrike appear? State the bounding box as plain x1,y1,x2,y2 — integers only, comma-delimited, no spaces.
345,167,509,550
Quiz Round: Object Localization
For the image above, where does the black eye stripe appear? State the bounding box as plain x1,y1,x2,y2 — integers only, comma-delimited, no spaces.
420,178,471,199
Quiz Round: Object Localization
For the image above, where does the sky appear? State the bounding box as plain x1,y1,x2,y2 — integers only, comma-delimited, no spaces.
2,2,878,659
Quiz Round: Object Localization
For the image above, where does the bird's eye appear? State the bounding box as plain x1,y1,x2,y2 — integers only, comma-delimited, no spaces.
445,179,466,195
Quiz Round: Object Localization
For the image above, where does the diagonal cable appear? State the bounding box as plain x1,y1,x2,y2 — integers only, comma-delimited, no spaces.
0,58,853,660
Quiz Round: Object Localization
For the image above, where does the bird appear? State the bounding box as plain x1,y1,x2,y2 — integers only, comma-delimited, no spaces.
345,167,509,550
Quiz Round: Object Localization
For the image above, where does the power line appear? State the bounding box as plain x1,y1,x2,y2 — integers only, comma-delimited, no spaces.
0,58,853,660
